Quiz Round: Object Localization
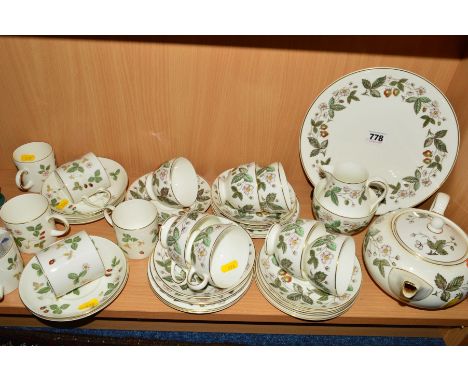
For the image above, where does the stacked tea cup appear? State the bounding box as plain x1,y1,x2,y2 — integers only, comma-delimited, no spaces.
255,218,362,320
147,211,255,313
211,162,300,238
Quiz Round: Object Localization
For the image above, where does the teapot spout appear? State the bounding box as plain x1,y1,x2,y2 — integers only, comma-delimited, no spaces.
401,281,418,299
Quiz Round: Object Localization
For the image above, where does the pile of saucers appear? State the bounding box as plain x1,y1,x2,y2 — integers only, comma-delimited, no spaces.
147,212,255,313
126,157,211,224
211,162,300,238
255,219,361,320
42,154,128,224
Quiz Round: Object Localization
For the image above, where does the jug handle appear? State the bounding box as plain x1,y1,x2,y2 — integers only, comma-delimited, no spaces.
427,193,450,233
316,164,334,194
367,177,389,212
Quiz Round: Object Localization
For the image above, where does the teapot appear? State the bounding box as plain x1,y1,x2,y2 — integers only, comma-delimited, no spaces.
312,161,388,235
363,192,468,309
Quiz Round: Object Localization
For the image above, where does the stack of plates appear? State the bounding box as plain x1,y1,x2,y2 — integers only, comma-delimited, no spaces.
147,236,255,314
255,245,361,320
211,169,300,238
126,172,212,224
18,236,128,322
41,158,128,224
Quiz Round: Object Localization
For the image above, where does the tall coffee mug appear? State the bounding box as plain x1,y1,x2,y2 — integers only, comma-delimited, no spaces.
36,231,105,297
13,142,56,193
0,229,24,300
104,200,159,259
0,194,70,255
55,152,112,208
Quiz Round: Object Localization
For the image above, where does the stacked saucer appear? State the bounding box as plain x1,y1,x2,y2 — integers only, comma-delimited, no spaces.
255,245,361,320
18,236,128,322
211,164,299,238
42,157,128,224
147,215,255,314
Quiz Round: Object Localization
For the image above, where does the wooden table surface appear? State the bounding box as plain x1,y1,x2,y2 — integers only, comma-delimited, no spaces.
1,169,467,343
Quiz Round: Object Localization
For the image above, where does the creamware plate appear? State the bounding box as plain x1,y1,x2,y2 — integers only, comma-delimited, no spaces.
148,254,252,314
299,68,459,215
42,157,128,217
126,173,211,223
19,236,128,321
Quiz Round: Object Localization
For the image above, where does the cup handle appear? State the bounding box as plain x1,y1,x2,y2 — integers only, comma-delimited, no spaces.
160,216,178,248
0,284,4,301
82,189,112,208
186,268,209,291
145,173,158,201
265,223,282,256
48,214,70,237
367,177,389,212
171,262,187,285
15,169,33,191
103,205,116,226
217,177,228,205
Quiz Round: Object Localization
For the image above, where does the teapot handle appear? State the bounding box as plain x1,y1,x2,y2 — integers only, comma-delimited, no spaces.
428,193,450,233
366,177,389,212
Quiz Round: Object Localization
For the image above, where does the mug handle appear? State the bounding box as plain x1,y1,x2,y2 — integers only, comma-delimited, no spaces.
0,284,4,301
48,215,70,237
171,262,187,285
15,169,33,191
82,189,112,208
145,173,158,201
186,268,209,291
103,205,116,226
367,177,389,212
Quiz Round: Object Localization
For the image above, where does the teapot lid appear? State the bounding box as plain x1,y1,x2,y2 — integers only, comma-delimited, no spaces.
392,210,467,265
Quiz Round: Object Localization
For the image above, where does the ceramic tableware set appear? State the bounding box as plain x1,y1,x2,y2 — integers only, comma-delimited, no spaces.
255,218,361,320
300,67,467,309
211,162,300,238
18,231,128,321
147,211,255,313
126,157,212,224
41,152,128,224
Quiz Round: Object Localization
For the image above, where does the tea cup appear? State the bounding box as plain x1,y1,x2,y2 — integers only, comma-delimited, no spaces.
160,212,222,283
55,152,112,208
303,234,356,296
145,157,198,208
187,223,250,291
217,162,261,212
256,162,293,213
36,231,105,297
265,219,326,280
0,229,24,300
104,199,159,260
13,142,56,193
0,194,70,254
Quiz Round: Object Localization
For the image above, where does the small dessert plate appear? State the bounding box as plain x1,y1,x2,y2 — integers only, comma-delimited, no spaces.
19,236,128,321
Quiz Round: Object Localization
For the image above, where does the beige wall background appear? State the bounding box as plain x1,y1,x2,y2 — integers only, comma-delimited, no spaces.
0,36,466,228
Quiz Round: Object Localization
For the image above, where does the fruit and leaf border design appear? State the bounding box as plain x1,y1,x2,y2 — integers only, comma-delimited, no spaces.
364,218,467,307
3,252,22,280
256,166,286,212
308,73,450,205
263,248,358,308
30,253,124,315
323,183,367,207
313,204,370,235
8,223,47,251
60,155,108,192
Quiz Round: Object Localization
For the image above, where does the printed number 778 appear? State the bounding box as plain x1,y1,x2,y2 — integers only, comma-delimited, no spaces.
370,134,384,141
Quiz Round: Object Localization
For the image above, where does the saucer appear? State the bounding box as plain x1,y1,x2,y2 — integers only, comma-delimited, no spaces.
255,244,361,320
152,237,255,302
42,157,128,217
148,254,252,314
126,173,211,224
19,236,128,321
